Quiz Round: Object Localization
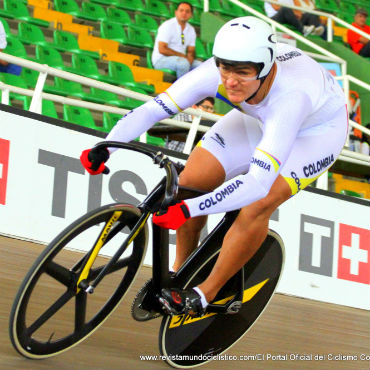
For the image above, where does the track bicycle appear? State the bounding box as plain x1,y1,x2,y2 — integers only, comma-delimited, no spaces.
9,141,285,368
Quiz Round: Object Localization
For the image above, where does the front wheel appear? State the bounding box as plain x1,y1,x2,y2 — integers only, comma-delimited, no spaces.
159,230,284,368
9,203,148,359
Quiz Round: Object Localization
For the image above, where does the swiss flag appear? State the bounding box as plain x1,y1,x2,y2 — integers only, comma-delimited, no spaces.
338,224,370,284
0,138,10,205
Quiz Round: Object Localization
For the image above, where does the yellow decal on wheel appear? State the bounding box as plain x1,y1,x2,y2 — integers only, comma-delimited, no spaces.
169,278,269,328
76,211,122,292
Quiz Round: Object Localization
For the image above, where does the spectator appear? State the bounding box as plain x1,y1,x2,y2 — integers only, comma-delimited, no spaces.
265,0,324,37
347,8,370,58
361,122,370,155
166,97,215,152
152,2,202,79
0,20,21,76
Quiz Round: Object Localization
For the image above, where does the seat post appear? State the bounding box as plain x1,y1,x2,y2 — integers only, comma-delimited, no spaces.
152,223,170,294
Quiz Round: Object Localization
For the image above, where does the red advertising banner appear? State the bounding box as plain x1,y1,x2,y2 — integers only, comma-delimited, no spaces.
0,138,10,205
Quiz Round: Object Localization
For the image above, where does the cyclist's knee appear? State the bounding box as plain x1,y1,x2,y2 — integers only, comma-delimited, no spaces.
179,148,225,191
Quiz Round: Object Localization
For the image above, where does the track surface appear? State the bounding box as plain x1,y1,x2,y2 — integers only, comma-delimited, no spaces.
1,235,369,370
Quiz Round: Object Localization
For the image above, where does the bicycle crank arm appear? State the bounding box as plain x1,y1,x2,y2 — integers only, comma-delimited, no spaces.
207,268,244,314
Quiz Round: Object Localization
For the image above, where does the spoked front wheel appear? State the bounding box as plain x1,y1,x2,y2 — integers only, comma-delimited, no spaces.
159,229,284,368
9,203,148,359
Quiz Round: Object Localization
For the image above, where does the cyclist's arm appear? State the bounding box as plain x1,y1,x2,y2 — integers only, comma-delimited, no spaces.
186,92,312,217
105,58,219,148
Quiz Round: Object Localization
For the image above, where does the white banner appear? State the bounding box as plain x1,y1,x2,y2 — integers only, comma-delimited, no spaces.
0,107,369,310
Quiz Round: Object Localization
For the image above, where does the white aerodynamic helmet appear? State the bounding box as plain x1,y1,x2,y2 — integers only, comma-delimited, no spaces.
213,16,277,79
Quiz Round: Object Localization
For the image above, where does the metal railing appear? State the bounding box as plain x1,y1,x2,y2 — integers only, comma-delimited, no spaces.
0,8,368,191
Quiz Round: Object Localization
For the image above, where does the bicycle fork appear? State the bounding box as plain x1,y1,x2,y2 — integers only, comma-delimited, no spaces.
77,211,150,294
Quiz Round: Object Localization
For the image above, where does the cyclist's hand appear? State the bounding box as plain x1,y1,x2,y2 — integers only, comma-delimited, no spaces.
80,147,110,175
152,200,190,230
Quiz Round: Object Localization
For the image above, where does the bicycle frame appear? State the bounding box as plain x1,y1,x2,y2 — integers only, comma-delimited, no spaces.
80,141,245,315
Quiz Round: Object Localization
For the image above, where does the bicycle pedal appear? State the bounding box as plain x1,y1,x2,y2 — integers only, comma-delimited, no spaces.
158,297,178,315
226,301,242,314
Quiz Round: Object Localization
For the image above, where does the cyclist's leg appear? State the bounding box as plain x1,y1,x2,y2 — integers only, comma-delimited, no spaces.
197,175,290,302
174,109,261,271
174,147,225,271
197,106,348,302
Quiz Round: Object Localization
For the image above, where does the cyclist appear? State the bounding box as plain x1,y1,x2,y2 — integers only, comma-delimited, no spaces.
80,17,348,317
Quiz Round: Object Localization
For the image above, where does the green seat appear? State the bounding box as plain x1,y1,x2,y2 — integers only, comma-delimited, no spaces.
108,61,155,93
102,112,122,131
0,72,28,103
87,87,143,109
195,39,209,60
143,1,170,18
0,17,12,36
106,8,132,26
21,68,39,87
116,0,145,12
146,49,176,76
100,21,128,44
168,0,202,9
72,54,118,85
41,100,59,119
3,37,29,60
35,45,74,73
4,0,49,27
63,104,94,127
133,14,158,33
21,68,53,89
146,134,165,147
24,98,59,119
315,0,337,13
54,0,83,17
208,0,224,13
18,22,54,47
80,1,107,21
188,7,201,27
53,30,100,59
63,105,102,131
21,67,59,95
86,87,123,105
126,26,154,48
222,1,246,17
341,0,357,15
206,41,214,57
90,0,119,5
340,189,364,198
54,77,90,99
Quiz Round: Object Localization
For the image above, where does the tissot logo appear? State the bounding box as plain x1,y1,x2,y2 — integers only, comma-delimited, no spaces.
0,138,10,205
299,214,370,285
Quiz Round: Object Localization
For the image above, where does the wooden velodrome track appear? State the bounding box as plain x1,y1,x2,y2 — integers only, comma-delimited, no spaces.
0,235,369,370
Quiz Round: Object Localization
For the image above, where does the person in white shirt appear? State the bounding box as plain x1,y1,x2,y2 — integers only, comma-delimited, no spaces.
151,2,202,78
0,20,21,75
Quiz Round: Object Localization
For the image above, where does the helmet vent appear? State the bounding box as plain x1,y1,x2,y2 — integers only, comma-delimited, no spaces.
268,47,273,61
230,23,250,29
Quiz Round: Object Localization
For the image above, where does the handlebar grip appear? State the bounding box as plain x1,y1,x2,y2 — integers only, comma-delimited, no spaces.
102,166,110,175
